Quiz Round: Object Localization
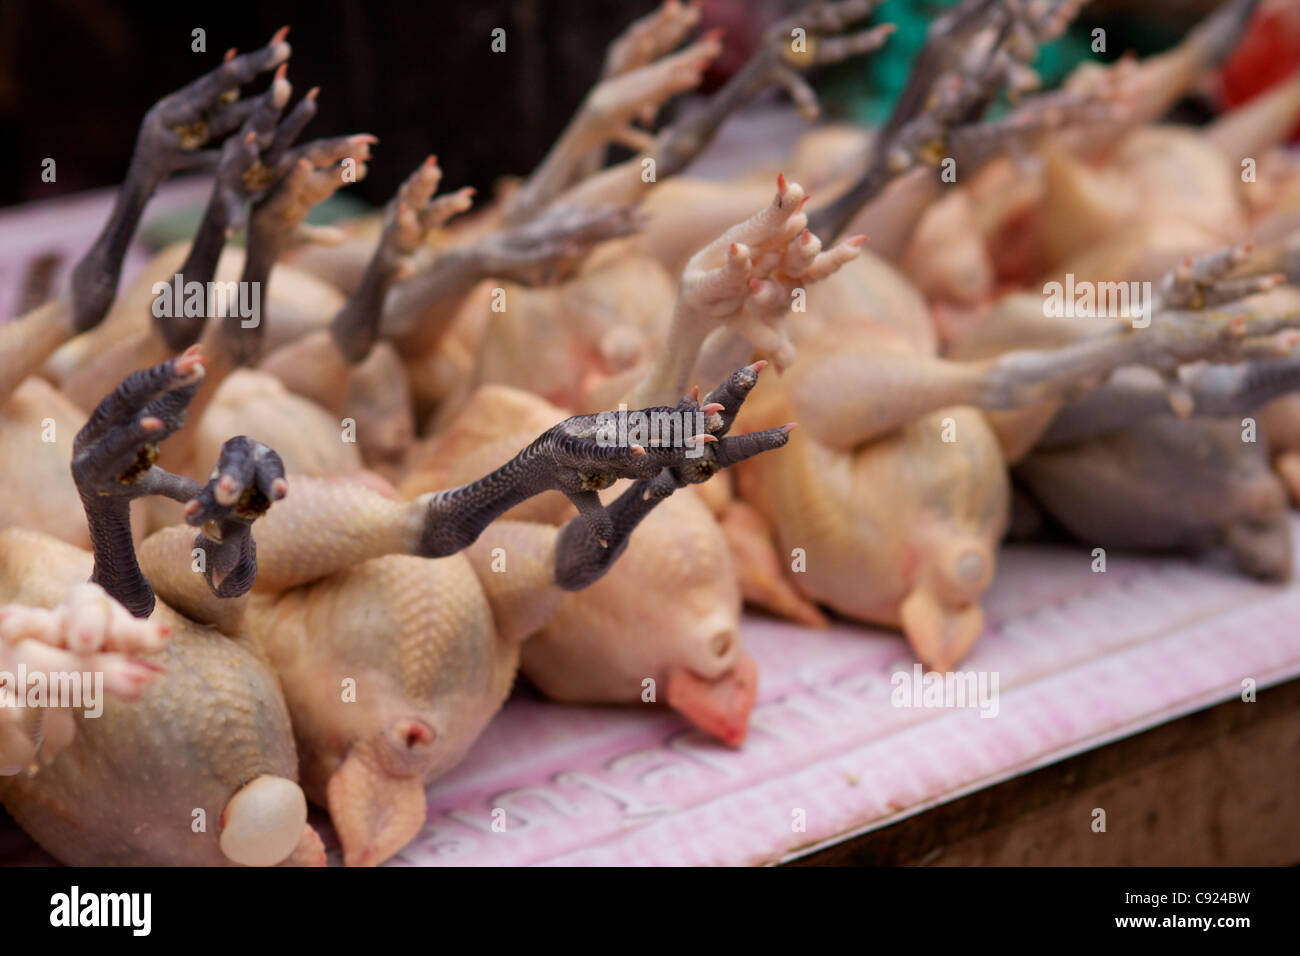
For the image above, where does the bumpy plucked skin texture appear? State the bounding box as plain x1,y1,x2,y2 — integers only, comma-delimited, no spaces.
4,315,786,869
0,529,319,866
118,472,512,869
144,474,514,867
524,487,744,699
249,552,515,867
403,174,868,678
0,581,169,773
831,7,1300,604
676,249,1005,671
0,379,92,547
474,244,676,411
736,358,1007,672
195,370,363,480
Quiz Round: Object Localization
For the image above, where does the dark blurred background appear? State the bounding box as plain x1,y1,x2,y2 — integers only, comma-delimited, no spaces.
0,0,1239,212
0,0,734,210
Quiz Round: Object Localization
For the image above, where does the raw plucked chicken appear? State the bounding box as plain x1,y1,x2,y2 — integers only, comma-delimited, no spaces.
4,0,1300,868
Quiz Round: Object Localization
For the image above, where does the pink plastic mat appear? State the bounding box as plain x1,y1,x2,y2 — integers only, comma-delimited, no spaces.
385,530,1298,866
0,178,212,322
0,187,1295,866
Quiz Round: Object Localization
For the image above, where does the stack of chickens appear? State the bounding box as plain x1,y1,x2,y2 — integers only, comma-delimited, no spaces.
2,0,1298,866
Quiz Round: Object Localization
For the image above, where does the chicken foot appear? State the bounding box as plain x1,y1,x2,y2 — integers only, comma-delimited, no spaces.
70,348,286,617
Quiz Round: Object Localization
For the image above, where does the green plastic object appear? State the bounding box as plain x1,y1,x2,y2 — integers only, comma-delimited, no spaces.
816,0,1098,126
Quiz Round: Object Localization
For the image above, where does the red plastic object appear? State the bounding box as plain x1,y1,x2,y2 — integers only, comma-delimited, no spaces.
1218,0,1300,139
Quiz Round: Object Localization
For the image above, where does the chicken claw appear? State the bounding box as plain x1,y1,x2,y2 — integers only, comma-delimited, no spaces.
184,437,288,598
72,349,285,615
678,174,863,369
333,156,475,362
218,131,376,365
69,28,293,332
416,362,789,570
156,65,314,351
